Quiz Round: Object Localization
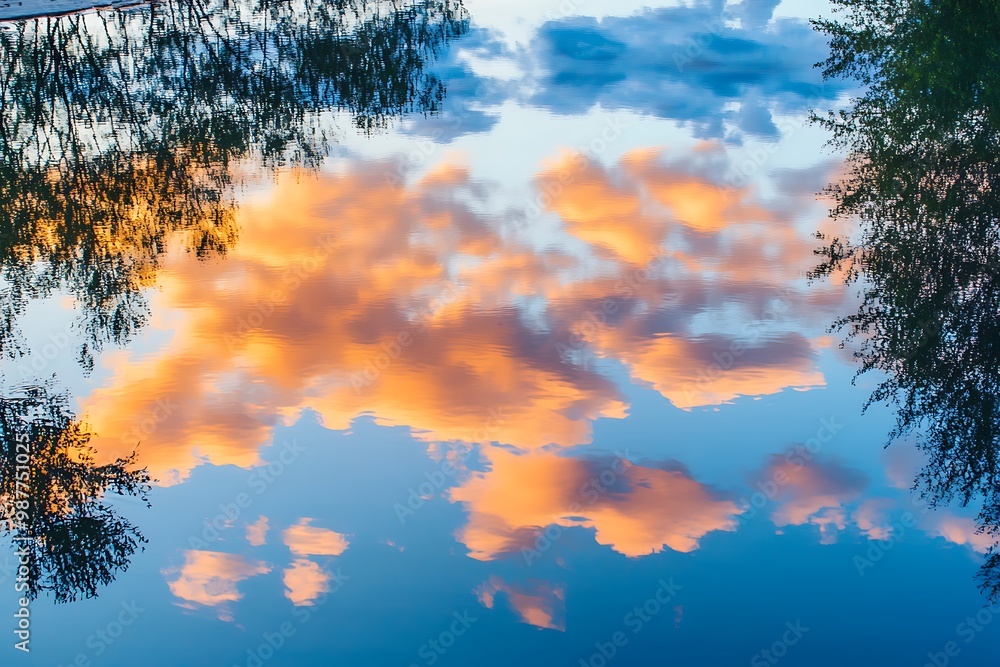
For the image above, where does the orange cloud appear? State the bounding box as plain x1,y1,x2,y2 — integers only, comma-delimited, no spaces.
852,499,895,541
536,152,667,265
765,457,868,544
539,147,841,409
77,147,845,483
925,516,994,553
283,518,350,557
246,516,269,547
163,550,271,619
450,449,740,559
591,330,825,410
80,164,628,482
625,147,776,234
283,558,331,606
476,576,566,631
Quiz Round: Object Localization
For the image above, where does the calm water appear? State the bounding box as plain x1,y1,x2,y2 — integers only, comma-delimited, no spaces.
1,0,999,664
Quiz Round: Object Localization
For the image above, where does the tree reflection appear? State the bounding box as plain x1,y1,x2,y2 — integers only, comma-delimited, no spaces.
0,0,468,365
811,0,1000,596
0,385,151,603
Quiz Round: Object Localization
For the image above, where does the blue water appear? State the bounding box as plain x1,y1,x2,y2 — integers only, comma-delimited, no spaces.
1,0,996,665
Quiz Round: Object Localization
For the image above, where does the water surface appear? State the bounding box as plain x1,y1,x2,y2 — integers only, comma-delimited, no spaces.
1,0,998,665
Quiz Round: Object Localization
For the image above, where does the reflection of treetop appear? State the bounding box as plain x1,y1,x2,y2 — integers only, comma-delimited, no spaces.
0,386,151,603
0,0,468,364
811,0,1000,599
1,0,468,162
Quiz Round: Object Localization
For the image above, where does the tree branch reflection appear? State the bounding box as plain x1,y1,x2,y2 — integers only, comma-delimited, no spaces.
812,0,1000,598
0,0,467,364
1,385,151,603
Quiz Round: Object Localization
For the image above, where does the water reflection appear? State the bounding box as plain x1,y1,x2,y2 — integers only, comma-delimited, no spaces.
1,0,996,660
79,148,844,485
0,0,466,607
163,517,349,617
0,0,468,363
475,577,566,632
811,0,1000,597
451,450,740,560
0,384,150,603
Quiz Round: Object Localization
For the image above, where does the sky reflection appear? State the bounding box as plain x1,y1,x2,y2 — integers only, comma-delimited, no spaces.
2,0,998,665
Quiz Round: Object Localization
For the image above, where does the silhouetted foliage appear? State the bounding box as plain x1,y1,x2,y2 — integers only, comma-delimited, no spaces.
811,0,1000,598
0,385,151,603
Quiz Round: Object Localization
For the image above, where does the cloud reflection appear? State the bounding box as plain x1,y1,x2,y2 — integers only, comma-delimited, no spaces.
414,1,849,142
451,449,741,559
79,146,842,483
764,457,868,544
283,519,351,557
164,550,271,620
476,576,566,631
283,559,333,607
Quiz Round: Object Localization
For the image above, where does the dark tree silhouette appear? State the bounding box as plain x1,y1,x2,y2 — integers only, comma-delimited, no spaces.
0,0,468,366
811,0,1000,598
0,385,151,603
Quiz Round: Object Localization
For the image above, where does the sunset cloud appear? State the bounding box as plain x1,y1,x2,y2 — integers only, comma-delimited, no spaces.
79,148,843,483
924,516,994,554
163,550,271,619
476,576,566,631
246,516,270,547
283,519,350,557
283,559,332,606
592,330,825,410
451,449,741,559
765,457,868,544
852,499,895,541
